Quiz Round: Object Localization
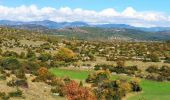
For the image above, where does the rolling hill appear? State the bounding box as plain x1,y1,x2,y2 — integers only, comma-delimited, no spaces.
0,20,170,41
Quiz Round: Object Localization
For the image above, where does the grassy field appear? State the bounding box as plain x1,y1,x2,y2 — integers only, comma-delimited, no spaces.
49,68,170,100
49,68,91,80
128,80,170,100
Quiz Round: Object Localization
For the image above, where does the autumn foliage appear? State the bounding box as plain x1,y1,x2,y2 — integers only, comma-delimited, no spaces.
63,81,96,100
55,47,77,62
36,67,54,81
38,67,48,77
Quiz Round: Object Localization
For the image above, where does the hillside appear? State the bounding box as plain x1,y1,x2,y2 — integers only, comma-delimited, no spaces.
0,25,170,41
46,27,170,41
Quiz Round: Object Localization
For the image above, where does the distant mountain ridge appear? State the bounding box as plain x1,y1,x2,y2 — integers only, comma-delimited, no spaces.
1,20,170,32
1,20,170,41
0,20,88,29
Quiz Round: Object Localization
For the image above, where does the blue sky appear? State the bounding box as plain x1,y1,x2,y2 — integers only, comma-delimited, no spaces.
0,0,170,27
0,0,169,13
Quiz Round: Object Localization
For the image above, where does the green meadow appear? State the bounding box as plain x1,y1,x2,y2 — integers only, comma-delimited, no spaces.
50,68,170,100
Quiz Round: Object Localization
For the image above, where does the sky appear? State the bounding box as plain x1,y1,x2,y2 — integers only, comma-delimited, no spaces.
0,0,170,27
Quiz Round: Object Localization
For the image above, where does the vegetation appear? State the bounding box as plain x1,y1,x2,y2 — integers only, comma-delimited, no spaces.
0,26,169,100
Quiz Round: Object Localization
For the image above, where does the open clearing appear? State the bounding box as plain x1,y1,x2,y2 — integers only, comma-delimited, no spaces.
50,68,170,100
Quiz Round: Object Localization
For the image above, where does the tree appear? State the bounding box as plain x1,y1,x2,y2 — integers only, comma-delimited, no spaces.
37,67,54,81
63,81,96,100
86,70,111,84
54,47,77,62
38,67,48,77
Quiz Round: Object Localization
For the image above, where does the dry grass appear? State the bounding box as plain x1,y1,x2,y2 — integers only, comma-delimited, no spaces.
0,74,66,100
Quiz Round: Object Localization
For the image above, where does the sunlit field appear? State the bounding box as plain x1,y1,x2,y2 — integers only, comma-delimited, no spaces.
50,68,170,100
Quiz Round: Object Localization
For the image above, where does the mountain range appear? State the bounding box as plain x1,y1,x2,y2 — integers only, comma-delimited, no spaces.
0,20,170,41
1,20,170,32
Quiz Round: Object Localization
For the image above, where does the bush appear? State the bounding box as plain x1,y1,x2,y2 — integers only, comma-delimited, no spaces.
86,70,110,84
38,53,51,62
50,61,69,67
0,92,9,100
15,69,26,79
1,57,20,70
0,75,6,80
19,52,25,59
40,43,51,50
33,67,54,82
21,61,40,74
94,79,134,100
149,53,160,62
3,51,18,57
63,81,96,100
94,64,114,70
7,79,28,88
51,85,65,96
54,48,77,62
8,89,22,97
0,92,6,97
116,60,125,67
130,78,142,92
164,58,170,63
146,65,159,73
26,49,36,59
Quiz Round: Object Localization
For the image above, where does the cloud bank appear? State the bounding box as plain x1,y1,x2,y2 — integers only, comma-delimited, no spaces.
0,5,170,27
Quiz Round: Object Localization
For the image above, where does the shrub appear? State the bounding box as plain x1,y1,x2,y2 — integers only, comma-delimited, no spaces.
130,78,142,92
86,70,110,84
149,53,160,62
1,57,20,70
26,49,36,59
3,51,18,57
0,75,6,80
0,92,6,97
40,43,51,50
54,48,77,62
7,79,28,88
116,59,125,67
38,67,48,77
50,61,68,67
21,61,40,74
164,57,170,63
0,92,9,100
94,79,133,100
146,65,159,73
19,52,25,59
63,81,96,100
8,89,22,97
15,68,26,79
38,53,51,62
51,85,65,96
34,67,54,82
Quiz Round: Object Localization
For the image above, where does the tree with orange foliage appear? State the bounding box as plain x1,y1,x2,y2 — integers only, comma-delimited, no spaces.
55,47,77,62
38,67,48,77
37,67,54,81
63,81,96,100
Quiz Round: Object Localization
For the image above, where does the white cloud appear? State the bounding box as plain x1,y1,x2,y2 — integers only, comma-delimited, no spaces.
0,5,170,27
99,8,119,17
122,7,136,17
